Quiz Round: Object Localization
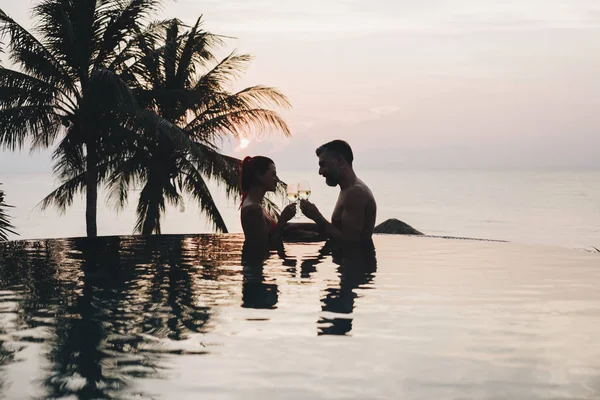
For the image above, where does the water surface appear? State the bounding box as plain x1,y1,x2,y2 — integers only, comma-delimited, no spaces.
0,234,599,399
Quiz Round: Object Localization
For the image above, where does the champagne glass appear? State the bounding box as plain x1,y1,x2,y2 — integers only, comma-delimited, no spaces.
286,183,299,219
297,181,311,221
298,181,311,200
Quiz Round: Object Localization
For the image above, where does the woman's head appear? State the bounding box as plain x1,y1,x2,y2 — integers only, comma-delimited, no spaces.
240,156,279,193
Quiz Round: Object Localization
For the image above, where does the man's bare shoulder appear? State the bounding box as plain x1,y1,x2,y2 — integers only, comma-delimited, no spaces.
357,179,375,200
343,180,375,205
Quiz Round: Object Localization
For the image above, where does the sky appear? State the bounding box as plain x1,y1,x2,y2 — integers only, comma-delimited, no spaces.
1,0,600,171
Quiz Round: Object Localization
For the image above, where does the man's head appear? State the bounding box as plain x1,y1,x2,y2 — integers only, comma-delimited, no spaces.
316,140,354,187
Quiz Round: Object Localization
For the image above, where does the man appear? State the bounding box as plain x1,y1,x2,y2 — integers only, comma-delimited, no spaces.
300,140,377,242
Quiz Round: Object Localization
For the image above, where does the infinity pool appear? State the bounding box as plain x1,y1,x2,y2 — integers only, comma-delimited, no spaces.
0,234,599,399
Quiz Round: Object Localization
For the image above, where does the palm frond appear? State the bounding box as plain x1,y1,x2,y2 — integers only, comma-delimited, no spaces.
95,0,163,68
185,85,291,143
118,20,185,87
187,108,290,145
107,169,132,211
32,0,99,83
163,20,179,86
133,108,198,152
0,8,75,93
108,18,172,74
37,171,87,214
51,126,86,179
180,159,228,233
0,67,61,108
193,51,252,91
261,197,281,221
0,105,62,151
85,68,138,115
0,184,18,241
0,66,69,151
133,53,251,117
222,85,291,109
105,151,148,211
261,180,288,221
188,142,242,199
174,17,220,88
48,140,128,213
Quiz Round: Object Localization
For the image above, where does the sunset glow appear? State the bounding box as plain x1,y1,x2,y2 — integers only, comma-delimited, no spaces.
239,137,250,149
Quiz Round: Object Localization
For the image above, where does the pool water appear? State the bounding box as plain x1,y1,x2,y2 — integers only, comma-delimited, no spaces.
0,234,599,399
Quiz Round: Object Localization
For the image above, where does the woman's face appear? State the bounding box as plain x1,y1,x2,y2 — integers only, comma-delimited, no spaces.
257,163,279,192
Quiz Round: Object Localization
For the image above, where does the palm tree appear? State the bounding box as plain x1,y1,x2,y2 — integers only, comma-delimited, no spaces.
108,18,291,234
0,184,17,241
0,0,162,237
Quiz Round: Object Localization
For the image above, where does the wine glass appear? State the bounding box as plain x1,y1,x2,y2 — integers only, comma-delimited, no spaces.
298,181,311,200
286,183,299,218
297,181,311,220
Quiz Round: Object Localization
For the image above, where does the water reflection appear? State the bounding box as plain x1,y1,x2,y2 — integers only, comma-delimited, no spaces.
43,240,125,399
0,235,380,397
266,240,378,336
0,235,243,399
317,241,377,336
2,235,599,399
241,250,279,309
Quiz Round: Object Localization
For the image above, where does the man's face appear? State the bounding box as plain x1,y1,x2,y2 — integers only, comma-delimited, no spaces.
318,153,341,187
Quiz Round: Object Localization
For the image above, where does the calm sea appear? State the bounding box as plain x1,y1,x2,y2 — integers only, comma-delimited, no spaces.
2,169,599,249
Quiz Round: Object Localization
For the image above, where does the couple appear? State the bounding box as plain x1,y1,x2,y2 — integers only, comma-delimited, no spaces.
240,140,377,253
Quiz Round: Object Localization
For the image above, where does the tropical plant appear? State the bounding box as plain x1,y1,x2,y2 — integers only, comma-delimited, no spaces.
0,0,162,237
107,17,291,234
0,184,17,241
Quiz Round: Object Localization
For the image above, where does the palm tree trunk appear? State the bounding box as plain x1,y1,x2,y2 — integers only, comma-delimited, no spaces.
85,141,99,238
138,175,163,235
141,208,156,235
141,196,161,235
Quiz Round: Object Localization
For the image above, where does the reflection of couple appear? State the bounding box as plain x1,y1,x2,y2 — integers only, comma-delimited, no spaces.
318,240,377,335
239,139,377,253
241,238,377,337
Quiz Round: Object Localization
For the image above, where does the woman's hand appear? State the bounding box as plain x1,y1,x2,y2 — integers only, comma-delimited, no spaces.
279,203,297,223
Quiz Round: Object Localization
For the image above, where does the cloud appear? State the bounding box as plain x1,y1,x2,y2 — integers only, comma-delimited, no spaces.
325,105,400,127
370,106,400,117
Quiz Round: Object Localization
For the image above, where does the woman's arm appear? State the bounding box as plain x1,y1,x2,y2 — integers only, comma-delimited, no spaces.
268,203,296,246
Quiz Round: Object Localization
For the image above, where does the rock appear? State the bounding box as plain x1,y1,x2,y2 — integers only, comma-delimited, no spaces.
374,218,423,235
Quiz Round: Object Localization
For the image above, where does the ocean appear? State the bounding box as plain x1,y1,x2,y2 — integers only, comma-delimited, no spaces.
2,169,599,249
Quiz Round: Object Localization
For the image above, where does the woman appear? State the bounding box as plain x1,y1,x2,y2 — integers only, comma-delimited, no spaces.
239,156,296,252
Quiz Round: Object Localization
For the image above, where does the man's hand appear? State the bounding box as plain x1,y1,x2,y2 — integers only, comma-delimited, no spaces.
299,200,323,222
279,203,297,223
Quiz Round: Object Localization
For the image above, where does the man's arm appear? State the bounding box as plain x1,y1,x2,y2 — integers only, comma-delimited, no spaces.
301,188,367,242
